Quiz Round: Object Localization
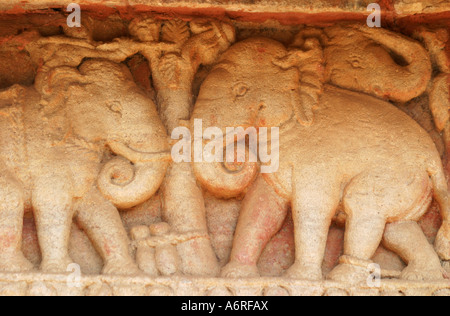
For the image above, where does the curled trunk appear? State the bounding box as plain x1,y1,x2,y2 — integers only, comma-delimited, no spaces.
98,148,170,209
193,145,259,199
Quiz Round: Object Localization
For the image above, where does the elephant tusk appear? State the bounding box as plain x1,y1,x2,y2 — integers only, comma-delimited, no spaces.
108,140,172,164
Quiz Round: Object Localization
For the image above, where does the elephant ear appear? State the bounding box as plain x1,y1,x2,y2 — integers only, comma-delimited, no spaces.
273,38,324,127
35,66,88,115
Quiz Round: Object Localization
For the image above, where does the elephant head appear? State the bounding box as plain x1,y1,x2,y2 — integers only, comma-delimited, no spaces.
191,37,323,198
323,25,432,103
37,59,170,209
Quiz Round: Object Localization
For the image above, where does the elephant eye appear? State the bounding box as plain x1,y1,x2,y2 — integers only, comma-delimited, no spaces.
233,82,249,97
349,55,364,69
107,101,123,115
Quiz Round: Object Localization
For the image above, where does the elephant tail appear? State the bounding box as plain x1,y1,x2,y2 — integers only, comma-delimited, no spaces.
429,165,450,261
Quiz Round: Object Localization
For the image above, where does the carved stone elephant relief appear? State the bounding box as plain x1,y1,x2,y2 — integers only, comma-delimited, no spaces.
0,59,170,274
321,25,432,103
191,35,450,282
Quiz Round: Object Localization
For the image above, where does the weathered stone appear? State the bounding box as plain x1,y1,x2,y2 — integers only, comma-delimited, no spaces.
86,283,113,296
0,282,27,296
28,282,57,296
394,0,450,14
263,286,290,296
146,285,175,296
323,288,349,296
206,286,234,296
0,0,448,297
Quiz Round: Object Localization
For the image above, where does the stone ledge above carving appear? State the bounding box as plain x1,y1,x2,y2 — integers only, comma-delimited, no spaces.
0,0,448,15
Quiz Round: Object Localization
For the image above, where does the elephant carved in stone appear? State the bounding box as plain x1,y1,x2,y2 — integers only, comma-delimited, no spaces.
96,18,236,276
0,59,170,274
191,31,450,282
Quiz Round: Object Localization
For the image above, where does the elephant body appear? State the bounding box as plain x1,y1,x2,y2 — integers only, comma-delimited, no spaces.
0,87,102,204
192,36,450,282
264,84,447,281
265,84,441,219
0,59,170,274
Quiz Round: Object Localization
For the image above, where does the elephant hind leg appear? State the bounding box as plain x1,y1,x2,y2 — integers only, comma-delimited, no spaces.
0,171,33,272
74,188,140,276
329,169,433,283
383,221,444,281
221,175,289,278
328,175,388,283
327,207,386,283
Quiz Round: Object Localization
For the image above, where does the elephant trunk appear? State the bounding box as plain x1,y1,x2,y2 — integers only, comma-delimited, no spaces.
98,142,170,209
360,27,432,103
192,141,259,199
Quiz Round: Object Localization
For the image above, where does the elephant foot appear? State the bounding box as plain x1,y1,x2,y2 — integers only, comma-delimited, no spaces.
327,263,371,284
221,261,260,278
284,262,323,281
40,256,75,274
102,258,142,276
401,263,445,281
0,252,34,273
177,238,220,277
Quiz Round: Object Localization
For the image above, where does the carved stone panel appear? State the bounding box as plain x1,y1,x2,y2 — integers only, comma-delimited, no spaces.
0,0,449,296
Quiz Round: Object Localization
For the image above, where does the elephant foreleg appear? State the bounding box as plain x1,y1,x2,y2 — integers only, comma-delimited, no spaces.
383,221,445,281
0,170,33,272
32,176,75,273
74,188,140,276
286,174,340,281
221,175,289,278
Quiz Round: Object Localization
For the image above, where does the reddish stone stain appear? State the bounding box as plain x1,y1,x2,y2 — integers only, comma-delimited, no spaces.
127,56,153,93
419,203,443,241
323,225,345,273
259,211,295,272
210,114,218,126
2,4,26,15
103,242,112,257
378,0,395,12
0,233,15,249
